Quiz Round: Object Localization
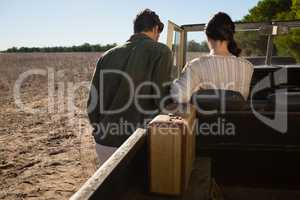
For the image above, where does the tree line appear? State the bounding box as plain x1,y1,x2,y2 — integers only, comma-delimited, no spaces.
4,40,208,53
3,43,117,53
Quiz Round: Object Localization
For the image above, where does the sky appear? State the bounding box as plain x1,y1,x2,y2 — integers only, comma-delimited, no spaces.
0,0,261,51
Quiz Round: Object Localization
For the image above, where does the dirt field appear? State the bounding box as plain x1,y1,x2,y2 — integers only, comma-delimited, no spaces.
0,53,102,200
0,51,207,200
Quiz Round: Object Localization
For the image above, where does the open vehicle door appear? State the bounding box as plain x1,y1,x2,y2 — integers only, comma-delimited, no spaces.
166,21,186,79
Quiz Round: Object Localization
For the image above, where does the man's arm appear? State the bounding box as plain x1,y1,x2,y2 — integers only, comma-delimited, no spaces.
152,47,173,108
87,58,102,125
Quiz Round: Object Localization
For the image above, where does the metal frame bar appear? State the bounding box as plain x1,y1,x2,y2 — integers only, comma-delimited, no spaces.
179,20,300,65
181,20,300,32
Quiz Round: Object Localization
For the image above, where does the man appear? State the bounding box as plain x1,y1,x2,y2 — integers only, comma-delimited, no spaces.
87,9,173,164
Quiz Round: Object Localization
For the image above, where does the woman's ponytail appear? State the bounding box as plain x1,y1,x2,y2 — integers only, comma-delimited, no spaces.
228,37,242,57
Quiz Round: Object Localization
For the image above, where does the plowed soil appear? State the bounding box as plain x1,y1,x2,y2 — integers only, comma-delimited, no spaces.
0,53,101,200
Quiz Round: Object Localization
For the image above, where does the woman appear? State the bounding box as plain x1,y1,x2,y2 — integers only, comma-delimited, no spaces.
171,12,253,103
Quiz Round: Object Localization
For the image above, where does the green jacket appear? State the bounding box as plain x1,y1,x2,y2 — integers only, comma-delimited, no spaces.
87,34,173,147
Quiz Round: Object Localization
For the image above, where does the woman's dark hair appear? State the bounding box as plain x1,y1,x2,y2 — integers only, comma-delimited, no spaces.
134,9,164,34
205,12,241,57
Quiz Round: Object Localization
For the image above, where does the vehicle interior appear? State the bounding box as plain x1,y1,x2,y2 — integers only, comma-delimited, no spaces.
167,20,300,187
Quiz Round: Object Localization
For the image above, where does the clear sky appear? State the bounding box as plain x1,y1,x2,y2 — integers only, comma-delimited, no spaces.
0,0,261,51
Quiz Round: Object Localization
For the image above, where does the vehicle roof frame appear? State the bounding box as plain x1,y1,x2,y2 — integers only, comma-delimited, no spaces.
179,20,300,65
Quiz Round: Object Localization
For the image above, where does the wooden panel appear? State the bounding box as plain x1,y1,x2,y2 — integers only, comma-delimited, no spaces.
70,129,147,200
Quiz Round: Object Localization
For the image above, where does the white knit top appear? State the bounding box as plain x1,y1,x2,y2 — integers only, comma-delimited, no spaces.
170,55,254,103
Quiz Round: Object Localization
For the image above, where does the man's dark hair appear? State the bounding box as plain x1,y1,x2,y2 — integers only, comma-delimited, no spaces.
134,9,164,34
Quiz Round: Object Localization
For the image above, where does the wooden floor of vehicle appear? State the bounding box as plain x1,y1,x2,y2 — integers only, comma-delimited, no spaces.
121,158,300,200
121,158,211,200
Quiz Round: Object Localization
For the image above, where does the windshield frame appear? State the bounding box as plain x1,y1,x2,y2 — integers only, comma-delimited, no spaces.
179,20,300,66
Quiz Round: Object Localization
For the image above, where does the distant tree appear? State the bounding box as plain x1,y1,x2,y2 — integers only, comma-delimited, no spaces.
199,41,209,52
243,0,292,22
187,40,209,52
273,0,300,61
235,31,268,56
238,0,300,61
6,47,18,52
79,43,92,52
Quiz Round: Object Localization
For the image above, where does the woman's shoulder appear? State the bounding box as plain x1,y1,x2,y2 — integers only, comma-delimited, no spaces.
231,56,253,67
188,55,211,66
205,54,253,67
186,55,216,72
187,55,253,70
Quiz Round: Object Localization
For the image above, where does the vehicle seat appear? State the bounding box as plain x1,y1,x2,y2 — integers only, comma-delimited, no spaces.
268,89,300,111
191,89,248,113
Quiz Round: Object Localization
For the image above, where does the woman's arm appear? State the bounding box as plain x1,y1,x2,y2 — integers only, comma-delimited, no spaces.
170,61,201,103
